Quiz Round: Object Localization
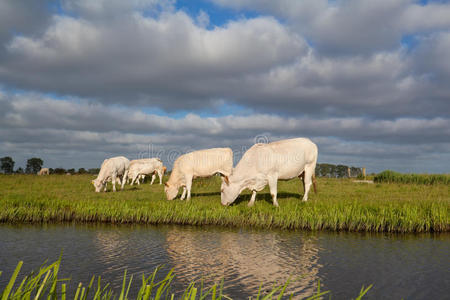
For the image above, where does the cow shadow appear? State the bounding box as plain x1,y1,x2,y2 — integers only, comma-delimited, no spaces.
190,192,221,198
233,192,302,205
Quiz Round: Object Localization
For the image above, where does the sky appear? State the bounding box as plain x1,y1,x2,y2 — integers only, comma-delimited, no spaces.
0,0,449,173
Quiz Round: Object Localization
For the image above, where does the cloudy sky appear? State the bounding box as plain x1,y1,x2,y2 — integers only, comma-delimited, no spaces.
0,0,449,173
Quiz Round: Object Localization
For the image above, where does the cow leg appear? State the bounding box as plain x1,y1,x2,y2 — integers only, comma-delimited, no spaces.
248,190,257,207
136,175,141,185
103,183,107,192
121,170,128,190
268,176,279,207
302,166,313,202
298,171,305,194
150,173,156,185
112,174,117,192
180,186,187,200
158,171,163,185
185,175,193,201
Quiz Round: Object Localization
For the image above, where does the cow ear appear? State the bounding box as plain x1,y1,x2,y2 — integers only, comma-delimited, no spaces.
164,182,169,187
224,176,230,185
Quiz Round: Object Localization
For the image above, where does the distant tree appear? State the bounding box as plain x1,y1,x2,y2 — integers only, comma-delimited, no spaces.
16,167,24,174
49,168,54,174
88,168,100,175
336,165,348,178
67,168,75,174
26,158,43,174
350,167,362,177
0,156,15,174
78,168,87,174
53,168,66,175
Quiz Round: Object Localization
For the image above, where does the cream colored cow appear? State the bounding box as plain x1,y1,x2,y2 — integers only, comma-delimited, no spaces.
221,138,318,207
165,148,233,201
128,158,166,185
37,168,49,175
92,156,130,192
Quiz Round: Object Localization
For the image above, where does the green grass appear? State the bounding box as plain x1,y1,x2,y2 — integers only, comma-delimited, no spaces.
0,259,372,300
374,170,450,185
0,174,448,232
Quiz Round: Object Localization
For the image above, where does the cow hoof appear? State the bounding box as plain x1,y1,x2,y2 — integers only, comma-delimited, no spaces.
248,202,254,207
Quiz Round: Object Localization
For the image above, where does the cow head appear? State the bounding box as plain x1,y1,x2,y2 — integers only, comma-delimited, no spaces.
92,179,106,192
220,177,240,206
164,182,178,200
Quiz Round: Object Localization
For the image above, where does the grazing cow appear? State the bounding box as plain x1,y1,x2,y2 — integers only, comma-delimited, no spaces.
91,156,130,192
37,168,49,175
221,138,318,207
128,158,166,185
165,148,233,201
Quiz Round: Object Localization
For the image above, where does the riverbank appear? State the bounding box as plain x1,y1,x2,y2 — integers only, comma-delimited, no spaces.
0,175,448,232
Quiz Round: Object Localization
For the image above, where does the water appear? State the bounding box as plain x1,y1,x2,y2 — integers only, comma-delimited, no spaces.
0,224,449,299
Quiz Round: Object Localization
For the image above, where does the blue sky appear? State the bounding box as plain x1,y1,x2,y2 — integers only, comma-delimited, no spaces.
0,0,449,173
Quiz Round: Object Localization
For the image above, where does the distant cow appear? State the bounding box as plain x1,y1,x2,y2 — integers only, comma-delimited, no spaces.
37,168,49,175
221,138,318,207
92,156,130,192
128,158,166,185
165,148,233,201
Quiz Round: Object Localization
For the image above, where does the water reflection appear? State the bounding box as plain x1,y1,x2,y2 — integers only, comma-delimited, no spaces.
164,227,322,298
1,224,448,299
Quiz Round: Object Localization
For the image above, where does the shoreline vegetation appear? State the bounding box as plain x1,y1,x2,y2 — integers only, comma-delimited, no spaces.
0,259,372,300
0,174,448,233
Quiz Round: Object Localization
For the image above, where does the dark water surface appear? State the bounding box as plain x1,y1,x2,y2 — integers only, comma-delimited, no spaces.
0,224,449,299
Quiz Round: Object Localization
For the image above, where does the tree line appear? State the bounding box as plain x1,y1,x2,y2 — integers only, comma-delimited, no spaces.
2,156,363,178
315,163,363,178
0,157,99,175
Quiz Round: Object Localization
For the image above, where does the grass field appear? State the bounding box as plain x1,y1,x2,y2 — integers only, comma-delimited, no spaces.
0,174,448,232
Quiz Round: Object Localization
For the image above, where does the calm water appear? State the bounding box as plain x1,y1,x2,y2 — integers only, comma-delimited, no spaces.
0,224,449,299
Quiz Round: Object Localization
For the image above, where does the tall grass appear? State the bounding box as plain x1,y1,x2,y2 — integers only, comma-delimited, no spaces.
0,259,372,299
0,174,448,232
374,170,450,185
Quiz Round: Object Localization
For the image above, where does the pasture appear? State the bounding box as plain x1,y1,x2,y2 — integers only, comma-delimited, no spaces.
0,174,448,232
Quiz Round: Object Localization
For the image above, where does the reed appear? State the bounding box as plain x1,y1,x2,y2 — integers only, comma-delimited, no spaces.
0,174,448,232
0,259,372,299
374,170,450,185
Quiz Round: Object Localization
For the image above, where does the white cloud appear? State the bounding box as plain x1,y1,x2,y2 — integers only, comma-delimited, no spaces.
1,91,449,172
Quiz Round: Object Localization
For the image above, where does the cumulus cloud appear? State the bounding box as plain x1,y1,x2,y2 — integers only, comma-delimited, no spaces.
1,91,448,172
210,0,450,55
0,11,305,110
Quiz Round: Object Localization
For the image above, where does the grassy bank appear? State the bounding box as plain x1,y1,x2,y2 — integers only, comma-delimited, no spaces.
0,174,448,232
0,259,372,300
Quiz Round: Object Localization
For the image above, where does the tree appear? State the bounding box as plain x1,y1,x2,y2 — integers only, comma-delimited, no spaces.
53,168,66,175
26,158,43,174
78,168,87,174
88,168,100,175
16,167,24,174
0,156,15,174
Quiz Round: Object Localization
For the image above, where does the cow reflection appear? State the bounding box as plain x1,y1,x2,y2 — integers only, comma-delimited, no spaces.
165,227,321,298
